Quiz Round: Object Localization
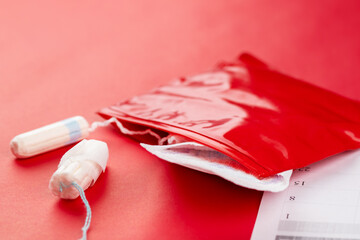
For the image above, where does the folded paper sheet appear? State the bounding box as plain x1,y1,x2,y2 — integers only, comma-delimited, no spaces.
252,149,360,239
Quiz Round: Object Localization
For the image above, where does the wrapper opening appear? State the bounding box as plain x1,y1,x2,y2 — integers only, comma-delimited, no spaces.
97,115,292,191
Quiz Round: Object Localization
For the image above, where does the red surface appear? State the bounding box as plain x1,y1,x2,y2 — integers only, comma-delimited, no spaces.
100,53,360,178
1,1,360,239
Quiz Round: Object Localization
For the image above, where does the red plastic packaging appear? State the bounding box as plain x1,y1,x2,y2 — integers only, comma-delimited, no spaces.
99,53,360,179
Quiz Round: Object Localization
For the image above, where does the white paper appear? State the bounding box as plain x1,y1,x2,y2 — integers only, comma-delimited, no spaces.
251,149,360,240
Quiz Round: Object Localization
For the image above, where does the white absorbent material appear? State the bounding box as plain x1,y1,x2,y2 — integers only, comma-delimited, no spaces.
49,139,109,199
141,141,292,192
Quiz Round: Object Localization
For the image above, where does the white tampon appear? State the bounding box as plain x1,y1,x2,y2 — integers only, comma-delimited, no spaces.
49,139,109,199
10,116,89,158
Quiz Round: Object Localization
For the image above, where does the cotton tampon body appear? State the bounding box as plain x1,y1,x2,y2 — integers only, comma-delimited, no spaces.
49,139,109,199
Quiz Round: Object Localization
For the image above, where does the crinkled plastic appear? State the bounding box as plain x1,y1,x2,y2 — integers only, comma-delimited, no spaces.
98,53,360,179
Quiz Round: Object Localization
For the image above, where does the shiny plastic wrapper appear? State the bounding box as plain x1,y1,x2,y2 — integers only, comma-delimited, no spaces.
99,53,360,179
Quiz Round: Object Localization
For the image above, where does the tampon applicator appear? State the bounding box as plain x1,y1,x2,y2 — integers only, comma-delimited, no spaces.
10,116,89,159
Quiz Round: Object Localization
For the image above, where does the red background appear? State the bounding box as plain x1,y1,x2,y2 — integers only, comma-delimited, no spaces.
1,1,360,239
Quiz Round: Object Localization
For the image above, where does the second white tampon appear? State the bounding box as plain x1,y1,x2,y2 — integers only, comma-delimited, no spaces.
49,139,109,199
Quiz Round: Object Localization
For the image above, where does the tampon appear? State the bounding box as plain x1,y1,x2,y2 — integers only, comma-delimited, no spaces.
10,116,89,159
49,139,109,199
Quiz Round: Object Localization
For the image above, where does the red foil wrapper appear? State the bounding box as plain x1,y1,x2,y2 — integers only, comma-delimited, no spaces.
99,53,360,178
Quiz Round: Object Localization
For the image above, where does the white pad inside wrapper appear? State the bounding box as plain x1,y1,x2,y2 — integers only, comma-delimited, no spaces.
141,142,292,192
